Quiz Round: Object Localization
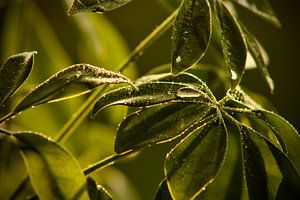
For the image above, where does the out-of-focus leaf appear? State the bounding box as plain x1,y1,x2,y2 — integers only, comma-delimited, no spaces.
230,0,281,27
165,118,227,200
171,0,212,74
68,0,134,15
241,24,274,92
154,180,172,200
115,102,211,153
92,81,211,117
0,52,36,106
15,132,89,200
14,64,133,112
87,177,113,200
216,1,247,89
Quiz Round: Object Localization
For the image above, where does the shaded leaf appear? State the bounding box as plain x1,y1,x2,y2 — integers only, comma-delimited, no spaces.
0,52,36,106
230,0,281,27
115,102,211,153
154,180,172,200
216,1,247,89
87,177,113,200
15,132,89,200
241,24,274,92
92,81,211,117
171,0,212,74
14,64,133,112
165,118,227,200
68,0,133,15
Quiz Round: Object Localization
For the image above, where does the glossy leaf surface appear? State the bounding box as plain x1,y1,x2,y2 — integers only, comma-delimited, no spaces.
171,0,212,74
0,52,36,106
115,102,211,153
15,132,89,200
68,0,133,15
87,177,113,200
154,180,172,200
92,81,211,117
165,118,227,200
216,1,247,89
14,64,132,112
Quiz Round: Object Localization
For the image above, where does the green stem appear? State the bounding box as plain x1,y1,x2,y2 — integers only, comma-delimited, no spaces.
0,112,16,124
55,8,179,143
0,127,13,136
84,150,134,175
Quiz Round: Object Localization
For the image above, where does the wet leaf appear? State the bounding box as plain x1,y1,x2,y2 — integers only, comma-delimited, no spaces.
15,132,89,200
0,52,36,106
68,0,134,15
92,81,211,117
87,177,113,200
14,64,133,112
216,1,247,89
154,180,172,200
165,118,227,200
115,102,211,153
231,0,281,27
171,0,212,74
241,24,274,92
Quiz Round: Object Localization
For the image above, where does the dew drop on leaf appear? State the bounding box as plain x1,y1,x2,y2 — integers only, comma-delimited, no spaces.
176,56,182,63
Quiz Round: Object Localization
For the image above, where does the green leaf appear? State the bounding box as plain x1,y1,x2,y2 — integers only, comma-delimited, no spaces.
68,0,133,15
14,64,133,112
241,24,274,92
216,1,247,89
165,118,227,200
87,177,113,200
230,0,281,27
15,132,89,200
115,102,211,153
154,180,172,200
0,52,36,106
171,0,212,74
92,81,211,117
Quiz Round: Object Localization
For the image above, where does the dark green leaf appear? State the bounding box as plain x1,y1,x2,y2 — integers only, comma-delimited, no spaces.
15,132,89,200
171,0,212,74
216,1,247,89
68,0,133,15
154,180,172,200
165,118,227,200
0,52,36,106
241,24,274,92
230,0,281,27
14,64,133,112
87,177,113,200
115,102,211,153
92,81,211,117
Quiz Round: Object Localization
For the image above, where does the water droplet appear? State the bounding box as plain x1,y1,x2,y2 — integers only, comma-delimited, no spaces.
230,69,238,80
176,56,181,63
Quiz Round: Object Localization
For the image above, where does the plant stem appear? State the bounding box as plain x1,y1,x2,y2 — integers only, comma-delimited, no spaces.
55,8,179,143
0,127,13,136
0,112,16,124
84,150,134,175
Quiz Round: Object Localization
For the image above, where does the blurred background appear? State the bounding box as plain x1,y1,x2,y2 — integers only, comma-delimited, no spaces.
0,0,299,199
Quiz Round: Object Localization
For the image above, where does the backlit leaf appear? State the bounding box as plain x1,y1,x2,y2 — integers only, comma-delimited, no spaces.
15,132,89,200
216,1,247,89
154,180,172,200
68,0,133,15
0,52,36,106
87,177,113,200
171,0,212,74
115,102,211,153
165,118,227,200
14,64,133,112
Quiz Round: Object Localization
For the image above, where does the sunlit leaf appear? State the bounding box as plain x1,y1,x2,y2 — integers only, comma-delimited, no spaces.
0,52,36,106
15,132,89,200
68,0,134,15
165,118,227,200
154,180,172,200
87,177,113,200
92,81,211,117
171,0,212,74
115,102,211,153
216,1,247,89
14,64,133,112
230,0,281,27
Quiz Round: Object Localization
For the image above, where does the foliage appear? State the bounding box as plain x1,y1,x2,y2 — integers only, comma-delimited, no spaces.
0,0,299,199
